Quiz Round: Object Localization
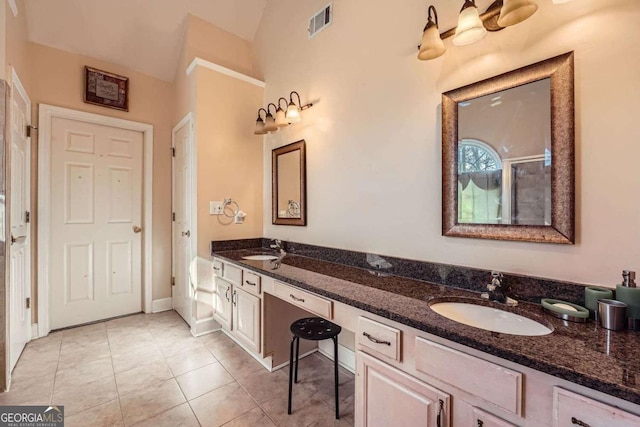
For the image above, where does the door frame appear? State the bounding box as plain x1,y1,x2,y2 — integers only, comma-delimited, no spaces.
171,113,197,311
37,104,153,337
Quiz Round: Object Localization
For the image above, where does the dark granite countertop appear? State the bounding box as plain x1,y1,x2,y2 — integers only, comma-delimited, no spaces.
212,247,640,406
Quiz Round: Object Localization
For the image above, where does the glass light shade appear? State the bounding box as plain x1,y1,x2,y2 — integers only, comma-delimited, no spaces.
254,118,267,135
275,107,288,127
418,23,446,60
286,102,302,124
264,113,277,132
497,0,538,27
453,5,487,46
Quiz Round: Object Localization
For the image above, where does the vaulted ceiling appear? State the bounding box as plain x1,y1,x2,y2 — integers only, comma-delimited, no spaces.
23,0,267,82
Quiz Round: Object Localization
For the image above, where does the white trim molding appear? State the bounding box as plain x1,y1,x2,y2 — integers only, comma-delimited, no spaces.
37,104,154,337
152,298,173,313
186,57,265,88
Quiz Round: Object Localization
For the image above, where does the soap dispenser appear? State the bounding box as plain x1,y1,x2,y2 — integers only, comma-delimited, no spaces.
616,270,640,330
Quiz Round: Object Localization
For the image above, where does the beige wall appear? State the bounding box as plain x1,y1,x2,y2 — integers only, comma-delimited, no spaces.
30,43,175,300
194,67,264,257
4,0,30,89
0,2,6,81
254,0,640,288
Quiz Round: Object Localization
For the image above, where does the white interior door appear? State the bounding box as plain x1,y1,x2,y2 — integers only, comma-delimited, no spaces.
9,69,31,371
172,115,194,323
49,116,143,329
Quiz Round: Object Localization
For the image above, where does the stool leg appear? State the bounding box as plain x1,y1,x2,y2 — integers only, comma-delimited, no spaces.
294,334,300,383
288,336,296,415
333,335,340,419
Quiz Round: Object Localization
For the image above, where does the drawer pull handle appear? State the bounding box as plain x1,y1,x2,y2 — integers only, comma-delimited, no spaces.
213,266,221,271
289,294,305,303
436,399,444,427
225,287,230,302
233,290,237,306
245,280,257,286
477,420,484,427
571,417,590,427
363,332,391,346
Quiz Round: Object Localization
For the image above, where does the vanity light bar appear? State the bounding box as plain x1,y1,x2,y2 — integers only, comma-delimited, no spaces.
254,91,314,135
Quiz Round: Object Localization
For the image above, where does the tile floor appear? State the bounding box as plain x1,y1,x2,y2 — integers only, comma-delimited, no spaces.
0,310,355,427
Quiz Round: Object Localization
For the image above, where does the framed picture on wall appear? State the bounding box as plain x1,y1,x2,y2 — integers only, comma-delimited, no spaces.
84,66,129,111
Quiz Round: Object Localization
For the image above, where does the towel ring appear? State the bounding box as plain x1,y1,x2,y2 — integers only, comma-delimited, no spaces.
223,198,240,218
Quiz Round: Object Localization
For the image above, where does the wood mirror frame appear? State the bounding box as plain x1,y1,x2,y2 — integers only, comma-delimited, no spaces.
272,140,307,226
442,52,575,244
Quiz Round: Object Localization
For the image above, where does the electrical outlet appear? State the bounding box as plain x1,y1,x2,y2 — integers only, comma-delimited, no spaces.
210,201,223,215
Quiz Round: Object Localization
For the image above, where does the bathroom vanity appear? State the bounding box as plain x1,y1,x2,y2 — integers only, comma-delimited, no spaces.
210,242,640,427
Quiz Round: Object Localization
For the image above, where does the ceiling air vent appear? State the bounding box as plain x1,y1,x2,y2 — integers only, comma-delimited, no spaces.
308,3,333,39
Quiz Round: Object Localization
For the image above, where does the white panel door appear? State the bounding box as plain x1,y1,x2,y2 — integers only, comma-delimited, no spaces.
9,69,31,371
49,117,143,329
172,117,193,323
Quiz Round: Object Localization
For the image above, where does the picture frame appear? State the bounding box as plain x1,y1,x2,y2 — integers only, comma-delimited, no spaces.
84,66,129,111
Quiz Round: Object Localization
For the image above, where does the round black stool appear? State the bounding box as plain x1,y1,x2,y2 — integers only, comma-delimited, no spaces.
287,317,342,419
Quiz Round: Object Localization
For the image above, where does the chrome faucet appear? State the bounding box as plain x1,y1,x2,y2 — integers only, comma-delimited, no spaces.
269,239,286,270
482,271,517,306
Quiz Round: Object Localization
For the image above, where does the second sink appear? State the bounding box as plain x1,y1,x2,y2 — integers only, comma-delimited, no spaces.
430,301,553,336
242,255,279,261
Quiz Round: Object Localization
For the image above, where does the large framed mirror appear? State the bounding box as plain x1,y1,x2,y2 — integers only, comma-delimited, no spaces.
442,52,574,244
272,140,307,226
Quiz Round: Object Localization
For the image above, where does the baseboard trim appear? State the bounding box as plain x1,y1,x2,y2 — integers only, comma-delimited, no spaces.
152,298,173,313
318,340,356,374
31,323,39,339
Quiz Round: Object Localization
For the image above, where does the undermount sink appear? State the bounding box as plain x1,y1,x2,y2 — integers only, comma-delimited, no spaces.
430,301,552,336
242,255,279,261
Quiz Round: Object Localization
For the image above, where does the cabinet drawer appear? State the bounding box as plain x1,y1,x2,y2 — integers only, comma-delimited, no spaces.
553,388,640,427
212,259,223,276
357,317,401,362
473,407,517,427
273,281,332,319
222,262,242,286
415,337,523,416
241,271,262,296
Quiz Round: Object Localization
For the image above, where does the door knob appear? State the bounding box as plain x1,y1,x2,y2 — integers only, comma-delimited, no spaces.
181,230,191,237
132,226,142,233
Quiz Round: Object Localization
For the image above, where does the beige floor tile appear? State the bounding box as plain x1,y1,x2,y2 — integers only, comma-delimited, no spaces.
295,355,355,409
130,402,199,427
158,335,206,358
29,331,63,345
190,382,257,427
64,398,124,427
221,406,276,427
111,342,164,373
106,313,147,330
306,416,354,427
166,346,217,376
52,374,118,416
119,378,186,426
58,341,111,369
218,349,264,380
202,333,247,361
11,358,59,382
261,393,338,427
108,330,156,354
61,322,107,339
175,362,235,400
55,356,114,388
235,367,293,404
115,359,173,397
0,379,53,406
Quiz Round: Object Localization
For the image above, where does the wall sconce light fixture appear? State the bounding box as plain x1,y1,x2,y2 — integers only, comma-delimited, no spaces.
254,91,314,135
417,0,538,60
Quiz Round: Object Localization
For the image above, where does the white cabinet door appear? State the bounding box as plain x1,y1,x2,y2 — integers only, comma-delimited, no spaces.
232,287,261,353
356,351,450,427
473,407,517,427
214,278,232,331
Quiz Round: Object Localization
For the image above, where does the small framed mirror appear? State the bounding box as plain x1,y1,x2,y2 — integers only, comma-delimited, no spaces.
442,52,575,244
272,140,307,226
